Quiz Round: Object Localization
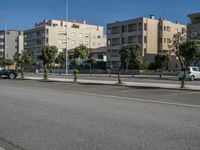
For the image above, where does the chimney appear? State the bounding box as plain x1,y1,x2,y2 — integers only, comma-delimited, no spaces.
83,20,86,24
150,15,155,19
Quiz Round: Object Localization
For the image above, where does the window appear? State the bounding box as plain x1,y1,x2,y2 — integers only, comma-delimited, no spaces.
144,23,147,31
112,26,120,34
79,41,83,45
144,36,147,43
128,23,137,32
138,23,142,31
122,37,125,44
159,26,163,31
108,28,111,35
85,41,89,45
85,34,89,38
121,25,127,33
108,39,111,46
97,35,101,39
138,35,142,43
164,26,166,31
164,38,166,43
46,29,49,35
79,33,83,38
128,36,137,44
46,38,48,44
112,38,120,46
92,42,96,46
167,38,171,43
192,67,198,71
144,48,147,54
111,49,119,57
160,38,162,43
167,26,171,32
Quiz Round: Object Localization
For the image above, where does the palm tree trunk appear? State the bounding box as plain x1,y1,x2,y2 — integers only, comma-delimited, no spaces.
118,66,122,84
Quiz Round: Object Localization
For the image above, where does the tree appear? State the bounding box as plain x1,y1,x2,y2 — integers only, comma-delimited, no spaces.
41,45,58,80
118,45,131,84
14,51,33,78
55,52,66,75
128,44,142,70
168,30,186,68
86,57,97,76
2,59,15,69
73,45,89,81
179,39,200,88
154,53,170,78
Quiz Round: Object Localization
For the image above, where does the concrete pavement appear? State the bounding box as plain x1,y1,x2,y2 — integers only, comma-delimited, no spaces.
24,76,200,91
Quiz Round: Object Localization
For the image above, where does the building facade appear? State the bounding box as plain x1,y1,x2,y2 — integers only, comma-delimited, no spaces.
0,30,23,59
107,15,186,69
24,19,106,58
188,12,200,38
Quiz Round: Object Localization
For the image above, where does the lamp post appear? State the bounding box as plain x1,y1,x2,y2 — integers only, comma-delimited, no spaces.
65,0,69,75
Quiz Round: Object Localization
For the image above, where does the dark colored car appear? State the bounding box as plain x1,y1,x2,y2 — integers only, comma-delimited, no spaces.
0,68,18,79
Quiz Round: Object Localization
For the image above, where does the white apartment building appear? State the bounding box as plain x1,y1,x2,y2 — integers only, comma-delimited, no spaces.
24,19,106,58
107,15,186,69
0,30,23,59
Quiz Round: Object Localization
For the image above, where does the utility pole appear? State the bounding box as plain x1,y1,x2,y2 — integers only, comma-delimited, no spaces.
4,21,7,59
65,0,69,75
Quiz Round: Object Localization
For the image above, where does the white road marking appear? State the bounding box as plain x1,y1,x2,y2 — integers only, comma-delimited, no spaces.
63,90,200,108
162,92,199,97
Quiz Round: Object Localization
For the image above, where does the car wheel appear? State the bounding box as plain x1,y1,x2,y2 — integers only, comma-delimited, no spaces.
9,73,15,79
190,75,195,81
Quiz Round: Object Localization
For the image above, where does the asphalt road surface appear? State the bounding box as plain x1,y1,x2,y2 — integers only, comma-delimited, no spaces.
0,79,200,150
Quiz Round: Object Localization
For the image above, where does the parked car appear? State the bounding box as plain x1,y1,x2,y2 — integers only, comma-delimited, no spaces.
0,68,18,79
178,66,200,81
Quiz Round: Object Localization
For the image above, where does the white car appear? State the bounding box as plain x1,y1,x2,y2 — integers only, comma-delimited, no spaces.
179,66,200,81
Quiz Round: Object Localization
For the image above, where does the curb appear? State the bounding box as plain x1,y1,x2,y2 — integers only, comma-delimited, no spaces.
18,77,200,92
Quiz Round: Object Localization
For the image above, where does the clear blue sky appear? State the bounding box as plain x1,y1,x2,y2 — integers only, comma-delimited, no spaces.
0,0,199,31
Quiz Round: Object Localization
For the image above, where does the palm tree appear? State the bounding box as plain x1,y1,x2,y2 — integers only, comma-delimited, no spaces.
41,45,58,80
73,45,89,81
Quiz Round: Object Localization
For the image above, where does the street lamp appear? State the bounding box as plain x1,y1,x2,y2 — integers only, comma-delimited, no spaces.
65,0,69,75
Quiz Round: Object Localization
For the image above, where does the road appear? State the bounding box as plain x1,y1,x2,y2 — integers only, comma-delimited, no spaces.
0,79,200,150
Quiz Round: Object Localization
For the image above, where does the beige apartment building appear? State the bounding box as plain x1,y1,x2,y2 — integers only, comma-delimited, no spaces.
24,19,106,58
188,12,200,38
107,15,186,69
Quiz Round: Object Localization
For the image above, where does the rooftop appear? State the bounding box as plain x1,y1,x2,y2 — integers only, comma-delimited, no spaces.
188,12,200,18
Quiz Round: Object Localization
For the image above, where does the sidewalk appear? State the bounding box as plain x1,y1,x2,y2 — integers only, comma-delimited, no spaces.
24,76,200,91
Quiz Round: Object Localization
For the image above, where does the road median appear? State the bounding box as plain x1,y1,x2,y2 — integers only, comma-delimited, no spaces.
22,76,200,91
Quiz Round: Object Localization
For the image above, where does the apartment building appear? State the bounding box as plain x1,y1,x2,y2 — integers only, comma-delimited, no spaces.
0,30,23,59
188,12,200,38
24,19,106,58
107,15,186,69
